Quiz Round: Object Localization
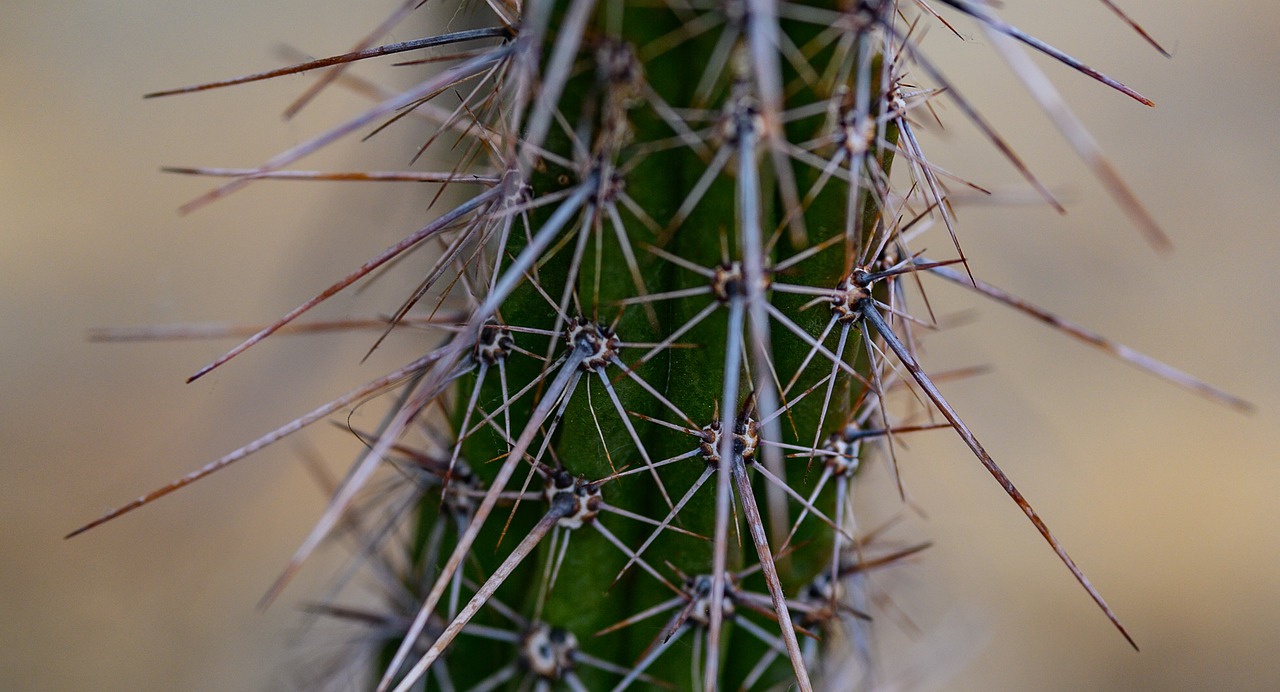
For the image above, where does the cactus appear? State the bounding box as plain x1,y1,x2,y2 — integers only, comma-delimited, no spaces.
68,1,1251,690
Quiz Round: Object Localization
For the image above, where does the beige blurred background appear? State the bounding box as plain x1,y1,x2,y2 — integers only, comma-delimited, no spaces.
3,1,1277,690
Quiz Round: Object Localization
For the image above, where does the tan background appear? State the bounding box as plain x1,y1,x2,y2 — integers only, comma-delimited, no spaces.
3,1,1277,690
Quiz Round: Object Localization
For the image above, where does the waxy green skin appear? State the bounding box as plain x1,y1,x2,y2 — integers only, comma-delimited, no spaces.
412,3,897,688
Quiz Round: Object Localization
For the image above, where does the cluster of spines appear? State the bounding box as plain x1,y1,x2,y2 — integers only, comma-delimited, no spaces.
67,1,1253,691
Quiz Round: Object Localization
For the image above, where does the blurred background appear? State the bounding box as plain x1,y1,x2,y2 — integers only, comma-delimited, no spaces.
3,1,1276,689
